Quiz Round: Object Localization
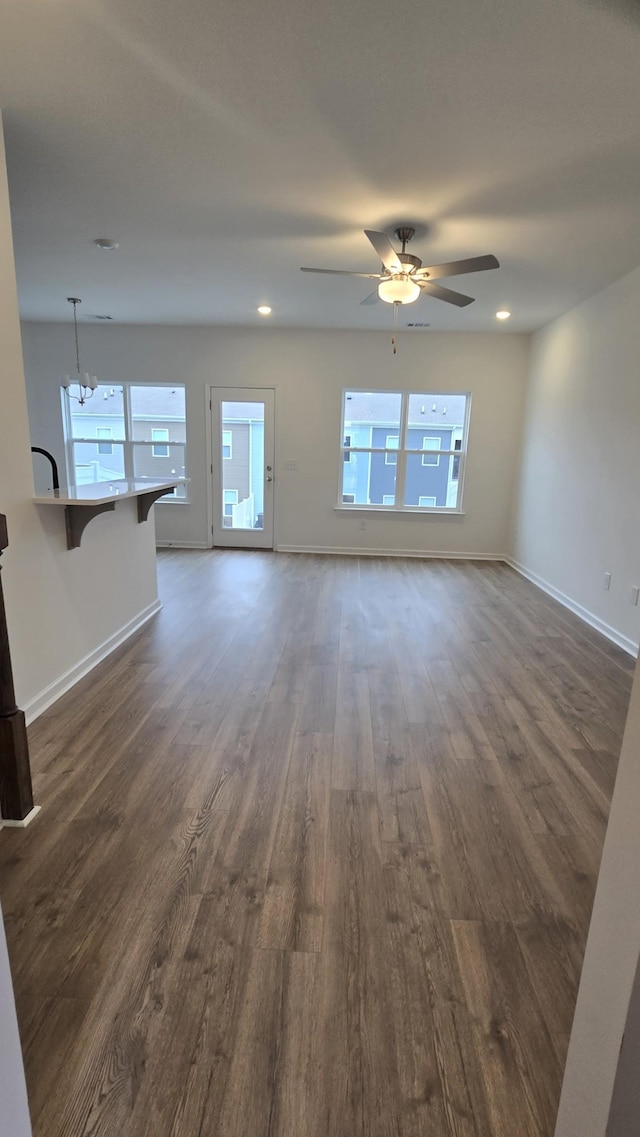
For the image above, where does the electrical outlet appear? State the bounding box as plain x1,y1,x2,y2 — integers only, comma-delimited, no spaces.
632,587,640,607
359,519,367,531
603,572,612,591
284,460,298,471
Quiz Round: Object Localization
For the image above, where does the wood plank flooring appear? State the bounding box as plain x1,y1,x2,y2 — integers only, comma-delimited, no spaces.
0,551,634,1137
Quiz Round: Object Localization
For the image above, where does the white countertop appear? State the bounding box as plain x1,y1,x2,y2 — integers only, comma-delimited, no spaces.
33,478,184,506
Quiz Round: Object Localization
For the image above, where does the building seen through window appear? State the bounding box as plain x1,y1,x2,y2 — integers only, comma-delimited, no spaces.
63,383,187,500
219,402,265,529
340,390,469,511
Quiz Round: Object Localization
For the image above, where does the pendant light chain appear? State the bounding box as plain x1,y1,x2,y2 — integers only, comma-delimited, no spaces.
72,298,81,376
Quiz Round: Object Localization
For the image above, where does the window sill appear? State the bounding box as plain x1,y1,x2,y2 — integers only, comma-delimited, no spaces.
157,498,190,505
334,506,465,517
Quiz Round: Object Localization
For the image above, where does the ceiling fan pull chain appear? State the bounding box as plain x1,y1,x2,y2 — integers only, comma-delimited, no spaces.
392,300,399,354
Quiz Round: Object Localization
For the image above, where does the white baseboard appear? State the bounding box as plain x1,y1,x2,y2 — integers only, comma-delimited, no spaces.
0,806,41,829
156,540,211,549
276,544,506,561
506,558,639,658
23,599,163,725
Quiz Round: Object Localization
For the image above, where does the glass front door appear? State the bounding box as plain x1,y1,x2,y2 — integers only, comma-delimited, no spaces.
210,388,275,548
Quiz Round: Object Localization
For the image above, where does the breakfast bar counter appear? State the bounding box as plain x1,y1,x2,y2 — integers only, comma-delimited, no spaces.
33,477,183,549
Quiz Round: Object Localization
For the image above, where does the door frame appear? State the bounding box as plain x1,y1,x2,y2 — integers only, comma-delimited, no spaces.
206,385,276,549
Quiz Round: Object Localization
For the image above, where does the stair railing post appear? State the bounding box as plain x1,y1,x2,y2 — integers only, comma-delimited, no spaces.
0,515,34,821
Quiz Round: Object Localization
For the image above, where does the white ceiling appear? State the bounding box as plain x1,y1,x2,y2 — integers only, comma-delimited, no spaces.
1,0,639,332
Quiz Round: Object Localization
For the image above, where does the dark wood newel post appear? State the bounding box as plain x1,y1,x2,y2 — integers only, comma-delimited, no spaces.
0,514,35,821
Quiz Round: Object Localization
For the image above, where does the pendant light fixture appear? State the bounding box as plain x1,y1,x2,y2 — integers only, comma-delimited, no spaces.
61,297,98,406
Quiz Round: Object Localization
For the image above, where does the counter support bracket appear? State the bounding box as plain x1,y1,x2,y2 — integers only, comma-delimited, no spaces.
65,502,115,549
137,487,174,523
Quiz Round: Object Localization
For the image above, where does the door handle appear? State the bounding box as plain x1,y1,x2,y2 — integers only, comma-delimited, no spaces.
266,475,273,482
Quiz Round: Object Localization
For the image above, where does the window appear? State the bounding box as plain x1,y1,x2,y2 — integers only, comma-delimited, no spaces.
452,438,462,481
63,383,188,501
223,489,238,516
421,437,441,466
151,428,169,457
222,430,232,459
96,427,113,455
222,488,239,528
385,434,399,465
340,390,470,511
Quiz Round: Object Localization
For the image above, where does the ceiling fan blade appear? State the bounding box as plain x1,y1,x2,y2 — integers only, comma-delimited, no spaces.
418,280,475,307
364,230,403,274
416,254,499,280
360,290,380,306
301,267,381,279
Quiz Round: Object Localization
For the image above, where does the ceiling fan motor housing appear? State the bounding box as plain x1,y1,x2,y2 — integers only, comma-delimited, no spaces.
398,253,422,273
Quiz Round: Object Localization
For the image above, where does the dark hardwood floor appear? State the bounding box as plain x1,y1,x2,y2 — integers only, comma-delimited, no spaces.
0,551,634,1137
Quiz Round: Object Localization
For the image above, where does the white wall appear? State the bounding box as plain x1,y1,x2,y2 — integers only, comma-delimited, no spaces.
0,907,31,1137
21,323,530,558
512,265,640,654
0,114,159,720
554,656,640,1137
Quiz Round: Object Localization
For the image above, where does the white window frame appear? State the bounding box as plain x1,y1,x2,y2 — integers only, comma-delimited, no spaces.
338,390,471,514
62,383,188,502
418,495,437,507
342,492,356,504
222,430,232,459
421,436,441,466
382,494,395,506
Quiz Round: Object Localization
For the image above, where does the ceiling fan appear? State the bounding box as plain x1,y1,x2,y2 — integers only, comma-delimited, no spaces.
301,227,499,307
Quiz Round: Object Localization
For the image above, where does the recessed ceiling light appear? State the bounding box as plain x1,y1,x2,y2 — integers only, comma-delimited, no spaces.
496,309,511,320
257,305,272,315
93,237,119,251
